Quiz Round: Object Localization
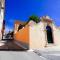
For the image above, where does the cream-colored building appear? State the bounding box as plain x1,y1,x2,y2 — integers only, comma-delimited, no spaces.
14,16,60,49
29,16,60,49
0,0,5,40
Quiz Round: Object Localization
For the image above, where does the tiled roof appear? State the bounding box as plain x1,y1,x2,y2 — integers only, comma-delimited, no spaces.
15,20,26,25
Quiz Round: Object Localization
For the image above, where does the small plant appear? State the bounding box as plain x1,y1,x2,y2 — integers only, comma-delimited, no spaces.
28,15,40,23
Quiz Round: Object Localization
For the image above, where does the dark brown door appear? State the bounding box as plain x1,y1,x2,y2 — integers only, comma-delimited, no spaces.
46,25,54,43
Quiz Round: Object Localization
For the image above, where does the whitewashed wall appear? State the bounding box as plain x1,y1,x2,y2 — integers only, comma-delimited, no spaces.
0,0,4,40
29,21,46,49
29,19,60,49
53,24,60,46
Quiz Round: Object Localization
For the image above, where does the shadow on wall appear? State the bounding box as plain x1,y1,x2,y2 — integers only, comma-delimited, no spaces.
14,40,29,50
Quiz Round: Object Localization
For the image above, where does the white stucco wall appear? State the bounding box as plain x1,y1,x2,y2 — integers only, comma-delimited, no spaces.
29,18,60,49
29,21,46,49
53,24,60,46
0,0,4,40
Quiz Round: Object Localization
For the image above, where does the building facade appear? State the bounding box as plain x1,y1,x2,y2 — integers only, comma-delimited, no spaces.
0,0,5,40
14,21,29,49
14,16,60,49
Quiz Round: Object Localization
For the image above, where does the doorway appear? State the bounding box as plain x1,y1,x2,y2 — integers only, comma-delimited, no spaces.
46,25,54,43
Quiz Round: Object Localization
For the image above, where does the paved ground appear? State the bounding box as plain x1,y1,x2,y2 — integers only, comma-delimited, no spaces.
34,50,60,60
0,51,47,60
0,50,60,60
0,46,60,60
32,46,60,60
0,40,25,51
0,40,60,60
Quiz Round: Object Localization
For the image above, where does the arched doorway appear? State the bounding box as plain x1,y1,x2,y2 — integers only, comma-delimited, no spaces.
46,25,54,43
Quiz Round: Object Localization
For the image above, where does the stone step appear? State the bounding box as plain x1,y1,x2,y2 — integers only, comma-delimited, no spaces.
46,44,55,47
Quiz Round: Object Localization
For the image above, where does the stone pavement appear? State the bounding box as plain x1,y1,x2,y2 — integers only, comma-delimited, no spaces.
0,49,60,60
0,51,47,60
32,46,60,60
0,40,60,60
0,40,25,51
0,47,60,60
37,50,60,60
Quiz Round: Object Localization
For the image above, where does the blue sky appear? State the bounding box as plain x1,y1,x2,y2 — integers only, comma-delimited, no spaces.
4,0,60,32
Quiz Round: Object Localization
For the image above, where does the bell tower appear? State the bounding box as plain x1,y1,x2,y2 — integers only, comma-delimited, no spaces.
0,0,5,40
